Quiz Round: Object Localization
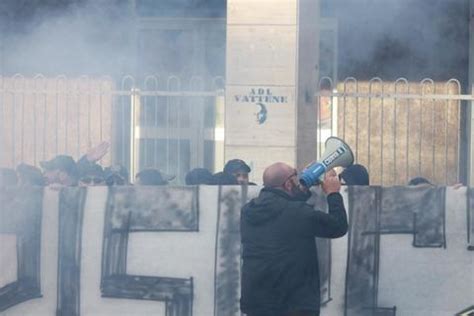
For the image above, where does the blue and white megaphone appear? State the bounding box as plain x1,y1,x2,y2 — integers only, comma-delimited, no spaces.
299,137,354,187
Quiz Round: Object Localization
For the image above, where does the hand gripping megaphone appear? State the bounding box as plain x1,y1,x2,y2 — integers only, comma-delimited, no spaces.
299,136,354,187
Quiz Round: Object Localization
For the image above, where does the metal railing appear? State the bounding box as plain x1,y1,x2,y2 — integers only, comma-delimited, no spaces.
0,74,471,185
0,74,224,184
315,77,470,185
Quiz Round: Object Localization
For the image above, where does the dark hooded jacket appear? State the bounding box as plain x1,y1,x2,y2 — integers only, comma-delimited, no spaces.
240,187,348,316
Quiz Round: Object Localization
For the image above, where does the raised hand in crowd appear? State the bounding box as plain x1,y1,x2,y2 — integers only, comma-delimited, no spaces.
86,141,110,162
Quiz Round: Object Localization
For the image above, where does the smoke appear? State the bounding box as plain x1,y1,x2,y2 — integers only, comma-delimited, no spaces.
0,0,134,77
324,0,469,83
0,0,227,79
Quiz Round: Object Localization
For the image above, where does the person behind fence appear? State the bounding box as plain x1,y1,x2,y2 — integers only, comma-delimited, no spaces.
16,163,45,186
78,162,105,186
104,165,129,186
40,155,78,186
209,171,239,185
408,176,433,186
135,168,175,185
185,168,213,185
240,162,348,316
223,159,255,185
338,163,370,186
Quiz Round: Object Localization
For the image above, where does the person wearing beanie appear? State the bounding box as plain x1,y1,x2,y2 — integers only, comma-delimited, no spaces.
339,164,369,186
223,159,254,185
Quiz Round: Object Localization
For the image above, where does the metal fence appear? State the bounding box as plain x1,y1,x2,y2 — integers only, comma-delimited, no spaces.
315,77,470,185
0,74,224,184
0,74,471,185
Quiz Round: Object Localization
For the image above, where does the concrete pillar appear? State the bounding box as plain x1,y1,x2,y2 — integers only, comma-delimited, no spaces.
225,0,320,183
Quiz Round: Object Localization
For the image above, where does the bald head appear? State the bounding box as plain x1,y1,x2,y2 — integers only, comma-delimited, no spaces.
263,162,295,187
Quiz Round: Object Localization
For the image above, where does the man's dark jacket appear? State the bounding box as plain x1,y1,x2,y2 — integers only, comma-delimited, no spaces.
240,187,348,316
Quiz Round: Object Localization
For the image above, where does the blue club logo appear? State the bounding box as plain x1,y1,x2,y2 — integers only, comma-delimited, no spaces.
256,102,267,124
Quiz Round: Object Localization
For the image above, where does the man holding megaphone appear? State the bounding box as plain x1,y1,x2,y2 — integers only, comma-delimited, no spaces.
240,137,352,316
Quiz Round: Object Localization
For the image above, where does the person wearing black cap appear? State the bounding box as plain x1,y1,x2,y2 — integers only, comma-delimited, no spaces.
224,159,253,185
40,155,78,186
135,168,175,185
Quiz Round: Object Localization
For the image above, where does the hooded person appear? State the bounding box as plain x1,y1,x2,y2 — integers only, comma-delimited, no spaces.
339,164,369,186
240,162,348,316
223,159,255,185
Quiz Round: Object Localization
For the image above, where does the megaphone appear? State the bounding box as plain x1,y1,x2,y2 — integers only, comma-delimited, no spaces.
299,136,354,187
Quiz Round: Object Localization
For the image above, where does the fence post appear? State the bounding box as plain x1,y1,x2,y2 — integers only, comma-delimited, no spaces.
129,88,141,183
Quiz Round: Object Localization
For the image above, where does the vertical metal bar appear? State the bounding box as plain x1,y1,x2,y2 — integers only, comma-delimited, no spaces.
355,85,359,162
166,82,171,174
329,80,334,137
445,79,462,184
445,96,449,184
166,76,180,175
121,75,135,173
368,78,382,183
393,94,397,185
42,85,47,161
121,93,126,167
87,80,92,149
11,75,24,166
99,82,103,143
177,90,182,182
11,89,15,166
367,83,373,175
380,81,384,185
153,88,158,168
418,92,422,177
318,88,322,157
143,89,148,168
431,94,436,182
65,83,69,154
34,74,46,165
77,89,81,158
406,88,410,183
129,85,141,183
145,75,159,169
55,77,63,156
33,87,37,165
342,78,356,156
20,84,25,163
419,79,434,178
